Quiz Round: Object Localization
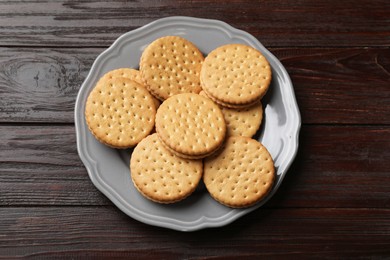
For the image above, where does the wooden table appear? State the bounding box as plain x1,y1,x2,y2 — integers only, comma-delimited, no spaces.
1,1,389,258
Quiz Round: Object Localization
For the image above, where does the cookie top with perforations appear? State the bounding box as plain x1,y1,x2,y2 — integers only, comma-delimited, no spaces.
139,36,204,100
100,68,143,84
99,68,160,110
155,93,226,158
85,77,156,148
130,133,203,203
200,44,272,106
200,91,263,137
203,136,275,208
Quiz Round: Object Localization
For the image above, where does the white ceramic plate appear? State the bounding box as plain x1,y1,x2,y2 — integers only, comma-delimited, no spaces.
75,16,301,231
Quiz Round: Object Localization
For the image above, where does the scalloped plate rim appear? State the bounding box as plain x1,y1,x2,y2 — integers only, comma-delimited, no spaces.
75,16,301,231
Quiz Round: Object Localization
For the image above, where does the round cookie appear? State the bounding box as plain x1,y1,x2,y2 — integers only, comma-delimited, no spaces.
99,68,160,110
200,44,272,107
140,36,204,100
155,93,226,159
130,134,203,204
203,136,275,208
199,91,263,137
85,77,156,148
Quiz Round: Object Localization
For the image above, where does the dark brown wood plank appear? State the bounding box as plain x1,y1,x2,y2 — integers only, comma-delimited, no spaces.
0,207,389,258
274,48,390,124
0,0,389,47
270,125,390,208
1,125,389,208
0,125,109,206
1,47,389,124
0,48,98,123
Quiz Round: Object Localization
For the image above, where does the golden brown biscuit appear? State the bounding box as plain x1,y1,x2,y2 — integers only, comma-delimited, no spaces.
85,77,156,148
155,93,226,159
100,68,160,110
201,44,271,107
203,136,275,208
99,68,143,84
199,91,263,137
130,134,203,203
140,36,204,100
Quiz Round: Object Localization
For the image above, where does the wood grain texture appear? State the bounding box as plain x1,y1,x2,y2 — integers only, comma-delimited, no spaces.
271,125,390,208
1,47,389,124
0,125,109,206
1,1,389,257
0,207,389,258
0,0,389,47
0,48,97,123
274,48,390,124
1,125,389,208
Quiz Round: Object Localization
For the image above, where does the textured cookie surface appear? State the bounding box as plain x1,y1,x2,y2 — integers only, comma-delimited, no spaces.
140,36,204,100
99,68,160,109
130,134,203,203
156,93,226,158
85,77,156,148
100,68,143,84
200,91,263,137
201,44,271,106
204,136,275,208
